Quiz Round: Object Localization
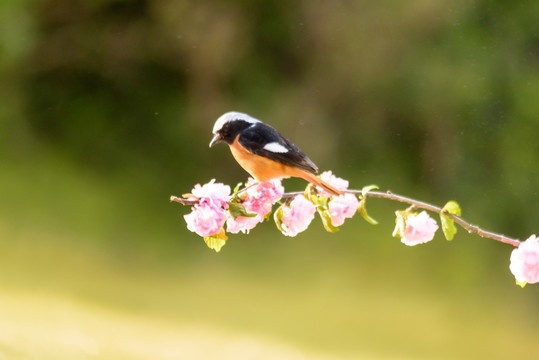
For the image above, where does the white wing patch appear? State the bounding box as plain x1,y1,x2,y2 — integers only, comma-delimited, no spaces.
213,111,260,133
263,142,289,153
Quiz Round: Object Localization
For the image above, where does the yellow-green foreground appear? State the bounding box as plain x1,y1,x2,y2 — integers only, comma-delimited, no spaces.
0,158,538,359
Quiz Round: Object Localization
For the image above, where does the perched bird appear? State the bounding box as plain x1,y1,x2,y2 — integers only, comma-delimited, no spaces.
209,111,342,196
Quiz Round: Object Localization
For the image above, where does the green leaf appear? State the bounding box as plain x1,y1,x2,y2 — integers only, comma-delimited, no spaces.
204,236,226,252
233,182,243,196
307,191,328,208
442,201,461,216
440,201,461,241
203,228,228,252
392,210,406,238
356,185,378,225
228,201,257,219
358,202,378,225
440,213,457,241
309,189,335,232
304,183,314,200
317,209,339,233
361,184,379,196
273,205,285,234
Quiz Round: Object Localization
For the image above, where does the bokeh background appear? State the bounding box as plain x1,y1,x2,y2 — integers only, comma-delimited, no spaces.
1,0,539,358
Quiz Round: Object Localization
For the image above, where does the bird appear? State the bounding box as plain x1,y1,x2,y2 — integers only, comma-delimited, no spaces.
209,111,342,196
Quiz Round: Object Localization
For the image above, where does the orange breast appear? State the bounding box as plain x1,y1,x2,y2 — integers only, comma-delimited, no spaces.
229,136,299,182
227,136,342,195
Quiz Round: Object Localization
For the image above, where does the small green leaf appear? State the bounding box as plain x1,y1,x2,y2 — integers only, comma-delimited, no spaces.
516,279,527,288
307,191,329,208
273,205,285,234
304,183,314,200
228,201,257,219
358,202,378,225
203,228,228,252
204,236,226,252
232,182,243,197
317,209,340,233
440,213,457,241
361,184,379,196
356,185,378,225
443,201,461,216
440,201,461,241
392,210,406,238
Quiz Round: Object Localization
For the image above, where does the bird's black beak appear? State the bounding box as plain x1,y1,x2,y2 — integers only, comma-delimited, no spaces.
209,133,221,147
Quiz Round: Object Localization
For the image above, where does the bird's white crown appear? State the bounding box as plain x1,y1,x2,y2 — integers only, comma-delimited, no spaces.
212,111,260,134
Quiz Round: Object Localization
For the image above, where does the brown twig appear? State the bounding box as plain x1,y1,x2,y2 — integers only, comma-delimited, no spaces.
170,189,522,247
170,196,198,206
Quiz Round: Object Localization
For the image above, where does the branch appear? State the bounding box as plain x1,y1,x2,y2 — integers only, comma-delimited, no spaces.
170,196,199,206
171,189,522,247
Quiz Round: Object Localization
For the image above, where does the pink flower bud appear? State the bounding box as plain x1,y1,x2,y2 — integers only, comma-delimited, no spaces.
328,193,359,226
510,235,539,285
281,195,316,237
317,171,349,196
401,211,438,246
184,202,226,237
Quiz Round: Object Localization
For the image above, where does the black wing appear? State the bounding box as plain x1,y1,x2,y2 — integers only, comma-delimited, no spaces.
238,122,318,174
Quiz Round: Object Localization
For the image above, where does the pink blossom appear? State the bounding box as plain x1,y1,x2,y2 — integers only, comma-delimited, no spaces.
225,179,284,234
510,235,539,285
328,193,359,226
317,171,349,196
243,178,284,216
184,202,226,237
191,179,231,206
401,211,438,246
280,195,316,237
226,214,263,234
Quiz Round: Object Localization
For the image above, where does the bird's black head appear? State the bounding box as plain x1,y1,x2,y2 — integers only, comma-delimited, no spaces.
209,112,260,147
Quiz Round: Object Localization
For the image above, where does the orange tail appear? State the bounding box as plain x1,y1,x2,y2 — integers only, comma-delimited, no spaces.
294,169,343,196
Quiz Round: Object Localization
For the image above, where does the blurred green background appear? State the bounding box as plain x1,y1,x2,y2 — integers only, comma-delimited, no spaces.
1,0,539,358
